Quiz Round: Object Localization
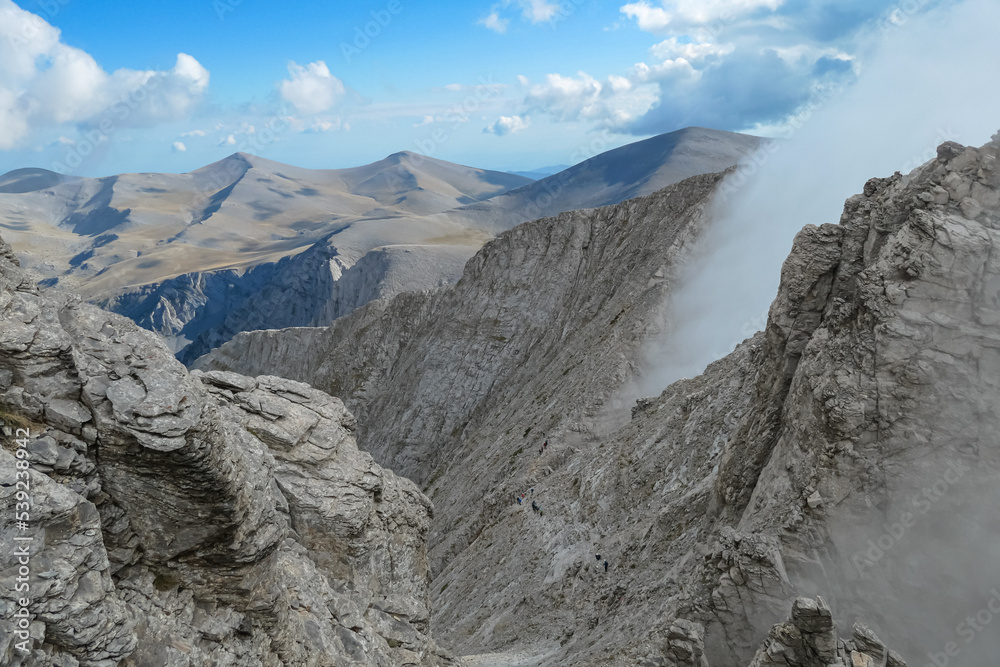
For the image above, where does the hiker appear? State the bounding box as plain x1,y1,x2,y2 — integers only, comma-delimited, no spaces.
531,501,538,512
530,487,534,496
516,496,521,505
603,560,609,572
543,440,548,450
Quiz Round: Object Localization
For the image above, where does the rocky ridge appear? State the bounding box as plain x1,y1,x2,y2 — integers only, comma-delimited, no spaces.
0,233,456,666
1,128,762,364
200,133,1000,665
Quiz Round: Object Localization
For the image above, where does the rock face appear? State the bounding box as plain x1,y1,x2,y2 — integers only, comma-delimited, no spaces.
747,598,905,667
196,169,731,485
200,133,1000,666
0,234,456,666
171,242,470,365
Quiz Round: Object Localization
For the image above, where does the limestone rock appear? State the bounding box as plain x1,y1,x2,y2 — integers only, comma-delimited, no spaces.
0,232,457,666
747,598,905,667
198,133,1000,666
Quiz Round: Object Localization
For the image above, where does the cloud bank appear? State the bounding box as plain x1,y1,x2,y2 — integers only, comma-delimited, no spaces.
638,0,1000,393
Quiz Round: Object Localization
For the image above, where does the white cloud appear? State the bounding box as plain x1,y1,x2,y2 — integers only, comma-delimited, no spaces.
621,0,784,32
484,115,530,136
479,11,509,33
479,0,563,32
278,60,345,115
308,119,342,133
520,71,658,129
219,134,237,146
519,0,560,22
650,37,735,62
0,0,210,150
172,141,187,152
180,129,207,137
621,2,673,32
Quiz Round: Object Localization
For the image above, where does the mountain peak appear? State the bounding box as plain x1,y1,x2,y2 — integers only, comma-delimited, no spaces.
0,167,76,193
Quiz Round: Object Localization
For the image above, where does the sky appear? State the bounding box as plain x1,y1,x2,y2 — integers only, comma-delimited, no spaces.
0,0,958,176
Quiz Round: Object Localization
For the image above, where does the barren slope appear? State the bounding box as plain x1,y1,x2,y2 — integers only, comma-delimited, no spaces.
201,133,1000,666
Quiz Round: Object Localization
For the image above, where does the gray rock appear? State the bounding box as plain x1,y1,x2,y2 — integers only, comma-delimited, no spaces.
199,133,1000,666
0,232,458,667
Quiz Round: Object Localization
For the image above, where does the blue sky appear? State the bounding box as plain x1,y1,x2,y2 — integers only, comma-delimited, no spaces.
0,0,955,176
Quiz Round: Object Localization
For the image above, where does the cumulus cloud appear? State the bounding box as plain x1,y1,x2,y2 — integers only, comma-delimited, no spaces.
629,46,824,134
278,60,345,115
219,134,237,146
484,115,530,136
507,0,871,135
0,0,209,150
620,2,674,32
172,141,187,152
519,71,658,130
478,0,562,32
180,129,207,137
531,0,874,136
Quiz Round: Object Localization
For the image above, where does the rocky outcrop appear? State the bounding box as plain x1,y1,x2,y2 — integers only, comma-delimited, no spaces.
748,598,906,667
0,232,456,666
197,133,1000,666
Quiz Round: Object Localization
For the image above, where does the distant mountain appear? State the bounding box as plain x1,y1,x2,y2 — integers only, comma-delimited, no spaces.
507,164,570,180
0,127,762,360
0,167,77,194
0,150,530,295
443,127,765,234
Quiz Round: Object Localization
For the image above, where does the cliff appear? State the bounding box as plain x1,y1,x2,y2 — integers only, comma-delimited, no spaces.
199,133,1000,665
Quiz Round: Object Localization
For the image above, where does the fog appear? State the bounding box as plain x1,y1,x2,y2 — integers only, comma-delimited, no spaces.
639,0,1000,394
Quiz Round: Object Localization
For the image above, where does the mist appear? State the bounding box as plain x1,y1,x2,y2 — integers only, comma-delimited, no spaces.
638,0,1000,394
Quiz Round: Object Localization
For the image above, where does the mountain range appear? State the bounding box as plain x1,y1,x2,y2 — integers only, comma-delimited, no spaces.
0,127,763,360
197,132,1000,665
6,127,995,666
